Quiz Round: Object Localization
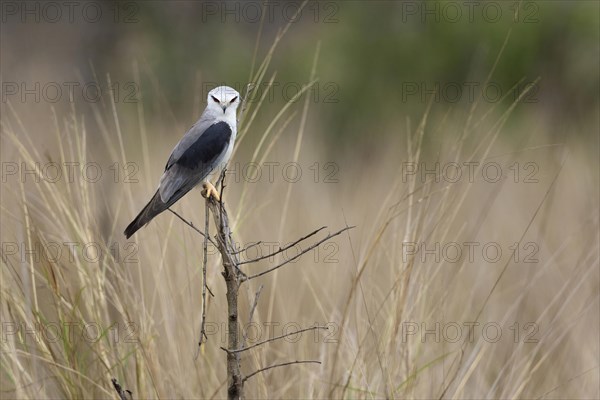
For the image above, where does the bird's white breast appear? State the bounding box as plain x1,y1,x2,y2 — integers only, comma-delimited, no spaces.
206,111,237,181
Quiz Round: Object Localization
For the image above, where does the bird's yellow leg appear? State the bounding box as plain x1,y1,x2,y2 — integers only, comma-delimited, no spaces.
201,181,220,202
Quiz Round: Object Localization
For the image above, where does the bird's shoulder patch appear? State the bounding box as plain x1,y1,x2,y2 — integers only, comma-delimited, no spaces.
174,121,232,170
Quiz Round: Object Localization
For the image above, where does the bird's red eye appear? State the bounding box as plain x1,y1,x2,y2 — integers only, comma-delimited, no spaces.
229,96,238,104
211,96,220,103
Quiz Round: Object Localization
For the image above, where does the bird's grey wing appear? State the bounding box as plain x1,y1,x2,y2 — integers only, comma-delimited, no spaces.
159,121,233,202
165,114,214,170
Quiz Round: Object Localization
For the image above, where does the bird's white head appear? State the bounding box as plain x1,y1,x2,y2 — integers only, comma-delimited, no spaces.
207,86,241,116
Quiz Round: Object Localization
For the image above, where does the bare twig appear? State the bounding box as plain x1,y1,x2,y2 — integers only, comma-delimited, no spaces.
111,378,132,400
195,200,211,359
168,208,217,247
237,226,327,265
223,325,328,354
231,241,263,255
242,360,321,383
246,226,355,280
168,208,217,298
169,208,215,297
242,284,264,347
191,160,348,399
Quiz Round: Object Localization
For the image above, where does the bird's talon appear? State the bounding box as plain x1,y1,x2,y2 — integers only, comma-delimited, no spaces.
202,182,220,202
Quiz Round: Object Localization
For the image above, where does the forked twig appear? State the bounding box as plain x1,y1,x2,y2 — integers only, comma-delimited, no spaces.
231,241,263,255
214,169,248,280
204,177,245,397
222,325,328,354
246,226,355,280
237,226,327,265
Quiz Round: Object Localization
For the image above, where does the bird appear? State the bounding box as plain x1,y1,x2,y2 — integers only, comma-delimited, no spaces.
124,86,240,238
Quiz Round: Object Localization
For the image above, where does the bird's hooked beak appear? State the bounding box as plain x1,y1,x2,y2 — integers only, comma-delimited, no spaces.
222,105,227,113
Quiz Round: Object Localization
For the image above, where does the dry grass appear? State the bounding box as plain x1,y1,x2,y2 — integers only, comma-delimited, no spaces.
1,23,599,400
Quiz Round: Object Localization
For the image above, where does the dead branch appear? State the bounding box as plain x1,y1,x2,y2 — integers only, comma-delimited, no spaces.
193,168,351,399
169,208,215,297
231,241,263,255
168,208,218,247
204,192,244,399
195,200,211,358
242,360,322,383
237,226,326,265
245,226,355,280
223,325,328,354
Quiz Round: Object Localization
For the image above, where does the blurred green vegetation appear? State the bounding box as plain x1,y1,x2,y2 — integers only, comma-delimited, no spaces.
109,1,598,144
5,1,598,146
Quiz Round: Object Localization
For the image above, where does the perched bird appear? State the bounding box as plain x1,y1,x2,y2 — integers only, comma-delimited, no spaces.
124,86,240,238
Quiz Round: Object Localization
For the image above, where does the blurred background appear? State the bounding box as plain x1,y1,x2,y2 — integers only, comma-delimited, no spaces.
3,0,598,147
1,1,599,399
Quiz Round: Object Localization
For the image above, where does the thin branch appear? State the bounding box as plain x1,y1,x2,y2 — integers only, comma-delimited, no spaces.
238,226,327,265
168,208,217,247
195,200,211,359
169,208,215,296
224,325,328,354
246,226,355,280
242,284,264,347
242,360,321,383
111,378,132,400
231,241,263,255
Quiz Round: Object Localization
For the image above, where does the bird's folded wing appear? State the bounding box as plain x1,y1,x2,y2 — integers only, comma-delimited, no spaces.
159,121,233,203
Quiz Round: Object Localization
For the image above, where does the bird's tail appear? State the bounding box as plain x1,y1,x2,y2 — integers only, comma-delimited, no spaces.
124,190,167,238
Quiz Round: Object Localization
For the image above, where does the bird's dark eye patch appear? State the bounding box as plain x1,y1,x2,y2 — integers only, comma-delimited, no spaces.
211,95,220,103
229,96,238,104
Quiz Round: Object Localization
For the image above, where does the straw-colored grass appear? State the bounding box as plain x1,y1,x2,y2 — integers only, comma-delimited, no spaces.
1,19,598,400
